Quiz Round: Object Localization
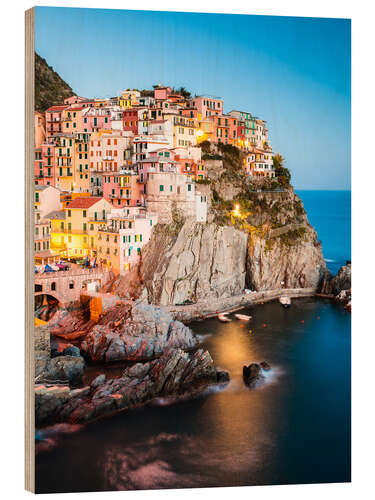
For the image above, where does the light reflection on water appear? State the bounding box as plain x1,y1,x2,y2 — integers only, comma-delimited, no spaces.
35,298,351,493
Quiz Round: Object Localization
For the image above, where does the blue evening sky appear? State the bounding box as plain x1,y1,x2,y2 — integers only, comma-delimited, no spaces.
35,7,351,190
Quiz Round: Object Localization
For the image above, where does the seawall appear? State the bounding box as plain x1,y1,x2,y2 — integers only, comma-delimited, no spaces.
166,287,316,322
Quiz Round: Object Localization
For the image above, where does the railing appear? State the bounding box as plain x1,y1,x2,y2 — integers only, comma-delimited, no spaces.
35,267,109,279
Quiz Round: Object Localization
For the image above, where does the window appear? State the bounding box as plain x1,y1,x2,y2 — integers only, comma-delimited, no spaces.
188,184,192,191
51,282,56,291
68,223,72,231
159,185,164,192
67,210,71,217
69,282,74,289
83,210,87,217
83,223,87,232
170,185,173,192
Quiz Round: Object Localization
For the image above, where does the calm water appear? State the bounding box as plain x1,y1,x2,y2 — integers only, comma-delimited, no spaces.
35,298,351,493
296,190,351,275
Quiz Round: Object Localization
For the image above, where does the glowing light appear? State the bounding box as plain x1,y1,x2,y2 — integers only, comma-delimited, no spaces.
196,130,204,137
232,204,240,217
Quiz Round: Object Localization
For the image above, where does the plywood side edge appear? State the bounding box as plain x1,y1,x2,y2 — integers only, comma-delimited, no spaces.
25,6,35,494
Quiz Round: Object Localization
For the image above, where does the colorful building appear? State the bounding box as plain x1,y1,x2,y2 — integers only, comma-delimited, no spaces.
103,172,143,208
51,197,113,258
191,96,224,118
45,105,67,141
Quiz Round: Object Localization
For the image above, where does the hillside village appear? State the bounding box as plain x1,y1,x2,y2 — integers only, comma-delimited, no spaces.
34,84,279,276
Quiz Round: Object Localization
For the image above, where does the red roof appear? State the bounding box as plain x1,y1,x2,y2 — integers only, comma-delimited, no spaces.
66,197,103,209
46,105,68,112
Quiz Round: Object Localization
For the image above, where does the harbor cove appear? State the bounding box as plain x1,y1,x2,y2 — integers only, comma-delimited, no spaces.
36,296,350,493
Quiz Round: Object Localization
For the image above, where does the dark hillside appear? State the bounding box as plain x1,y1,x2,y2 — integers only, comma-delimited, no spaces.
35,53,74,112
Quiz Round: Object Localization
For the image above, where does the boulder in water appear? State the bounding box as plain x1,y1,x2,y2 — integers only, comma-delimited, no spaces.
243,363,264,386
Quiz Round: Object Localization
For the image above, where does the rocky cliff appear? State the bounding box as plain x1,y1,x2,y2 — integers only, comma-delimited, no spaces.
141,220,248,306
140,157,327,305
35,348,229,426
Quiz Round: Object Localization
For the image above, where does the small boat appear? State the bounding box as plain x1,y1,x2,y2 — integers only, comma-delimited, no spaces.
234,313,252,321
218,312,232,322
279,296,291,308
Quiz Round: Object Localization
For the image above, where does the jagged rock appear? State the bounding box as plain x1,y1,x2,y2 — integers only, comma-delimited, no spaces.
62,345,81,357
246,225,325,291
35,348,228,426
90,374,106,389
81,301,198,362
321,263,351,295
44,355,85,385
141,220,248,305
243,363,264,387
216,369,230,383
140,189,327,304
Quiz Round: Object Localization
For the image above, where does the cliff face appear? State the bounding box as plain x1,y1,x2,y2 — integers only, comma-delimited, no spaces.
141,220,248,306
244,188,326,290
246,225,325,290
141,177,326,305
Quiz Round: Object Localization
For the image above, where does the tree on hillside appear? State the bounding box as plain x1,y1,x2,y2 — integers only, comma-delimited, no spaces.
273,153,291,186
174,86,191,98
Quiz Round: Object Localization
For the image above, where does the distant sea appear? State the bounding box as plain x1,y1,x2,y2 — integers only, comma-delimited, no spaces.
296,190,351,276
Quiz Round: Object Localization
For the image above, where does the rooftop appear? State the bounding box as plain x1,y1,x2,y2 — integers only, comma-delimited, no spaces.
66,197,103,209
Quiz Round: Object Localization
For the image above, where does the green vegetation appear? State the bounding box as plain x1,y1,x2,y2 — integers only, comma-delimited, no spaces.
172,86,191,98
280,227,307,246
35,53,74,112
273,153,291,186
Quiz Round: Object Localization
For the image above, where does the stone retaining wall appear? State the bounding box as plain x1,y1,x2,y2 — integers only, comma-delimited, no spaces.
167,287,316,322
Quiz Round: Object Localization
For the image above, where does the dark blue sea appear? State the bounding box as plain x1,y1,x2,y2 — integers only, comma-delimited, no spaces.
35,190,351,493
296,190,351,275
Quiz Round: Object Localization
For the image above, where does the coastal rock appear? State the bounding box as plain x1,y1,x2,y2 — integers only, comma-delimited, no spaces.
141,219,248,306
90,374,106,389
243,363,265,387
246,224,325,291
321,263,351,295
44,355,85,385
35,348,229,426
81,301,198,362
216,369,230,383
140,188,327,305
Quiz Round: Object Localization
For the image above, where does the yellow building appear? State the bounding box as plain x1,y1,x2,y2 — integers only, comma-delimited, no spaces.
55,134,75,192
50,197,113,258
119,90,140,109
73,133,91,192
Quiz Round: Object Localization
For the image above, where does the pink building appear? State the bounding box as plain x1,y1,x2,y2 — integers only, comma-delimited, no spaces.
81,107,112,133
191,96,224,118
103,172,143,208
153,85,172,100
90,132,131,173
45,105,67,140
64,95,88,106
34,143,56,186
